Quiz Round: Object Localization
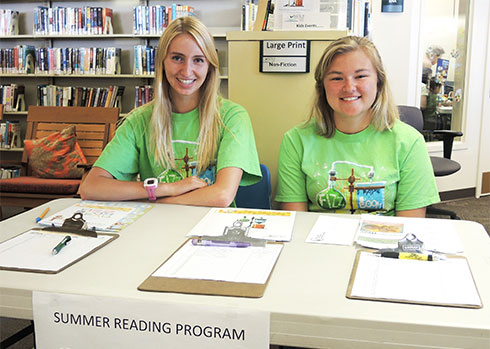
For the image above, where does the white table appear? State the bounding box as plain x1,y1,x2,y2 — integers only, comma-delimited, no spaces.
1,199,489,348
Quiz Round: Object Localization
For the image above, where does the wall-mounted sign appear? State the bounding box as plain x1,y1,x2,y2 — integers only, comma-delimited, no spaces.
260,40,310,73
382,0,404,13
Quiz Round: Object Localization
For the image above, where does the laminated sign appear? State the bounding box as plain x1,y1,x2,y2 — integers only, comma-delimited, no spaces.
260,40,310,73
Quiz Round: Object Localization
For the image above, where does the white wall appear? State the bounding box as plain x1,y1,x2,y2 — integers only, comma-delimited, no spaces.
371,0,490,197
477,8,490,196
370,0,422,107
422,0,458,82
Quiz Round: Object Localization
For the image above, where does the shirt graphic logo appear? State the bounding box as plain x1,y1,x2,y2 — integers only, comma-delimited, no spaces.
316,161,385,213
157,143,216,185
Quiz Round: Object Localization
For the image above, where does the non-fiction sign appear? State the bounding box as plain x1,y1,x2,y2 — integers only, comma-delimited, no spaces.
260,40,310,73
33,291,270,348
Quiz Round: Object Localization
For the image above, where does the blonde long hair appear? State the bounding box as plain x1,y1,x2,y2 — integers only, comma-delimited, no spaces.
150,16,221,173
310,36,399,137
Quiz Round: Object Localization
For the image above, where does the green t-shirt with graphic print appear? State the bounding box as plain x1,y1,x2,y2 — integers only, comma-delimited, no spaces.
275,119,440,215
94,98,261,186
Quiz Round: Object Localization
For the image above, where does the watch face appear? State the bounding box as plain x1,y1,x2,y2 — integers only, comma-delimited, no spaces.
145,178,157,186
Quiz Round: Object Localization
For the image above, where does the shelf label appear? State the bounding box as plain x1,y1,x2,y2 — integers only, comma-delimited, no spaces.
260,40,310,73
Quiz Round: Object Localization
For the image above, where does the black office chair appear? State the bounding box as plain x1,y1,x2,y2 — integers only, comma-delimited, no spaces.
235,164,272,209
398,105,463,219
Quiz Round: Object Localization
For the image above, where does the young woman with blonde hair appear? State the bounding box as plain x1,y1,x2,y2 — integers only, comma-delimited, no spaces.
81,17,261,206
276,36,439,217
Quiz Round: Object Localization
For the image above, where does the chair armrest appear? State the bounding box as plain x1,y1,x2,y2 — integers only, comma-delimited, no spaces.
76,163,94,197
432,130,463,159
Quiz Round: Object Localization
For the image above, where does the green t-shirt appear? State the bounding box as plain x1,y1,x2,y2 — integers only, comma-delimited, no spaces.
276,119,440,215
94,98,261,186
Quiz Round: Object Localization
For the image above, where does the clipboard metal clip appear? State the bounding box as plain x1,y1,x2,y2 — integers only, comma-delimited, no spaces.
397,233,424,252
43,213,97,237
201,217,267,247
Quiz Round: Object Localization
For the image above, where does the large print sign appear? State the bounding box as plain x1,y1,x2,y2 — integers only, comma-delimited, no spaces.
33,291,269,348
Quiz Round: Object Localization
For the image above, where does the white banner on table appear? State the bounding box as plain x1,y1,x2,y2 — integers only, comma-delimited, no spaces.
33,292,269,349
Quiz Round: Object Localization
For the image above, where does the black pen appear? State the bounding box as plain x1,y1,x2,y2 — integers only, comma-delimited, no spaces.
52,235,71,255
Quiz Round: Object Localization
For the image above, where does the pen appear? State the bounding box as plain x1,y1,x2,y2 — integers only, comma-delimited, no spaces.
379,251,441,261
36,207,50,223
191,238,251,248
52,235,71,255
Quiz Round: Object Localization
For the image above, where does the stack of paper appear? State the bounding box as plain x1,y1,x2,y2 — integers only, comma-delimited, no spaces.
187,208,296,242
39,201,152,232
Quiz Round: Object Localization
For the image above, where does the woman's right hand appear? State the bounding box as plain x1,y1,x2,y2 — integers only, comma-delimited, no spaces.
166,176,208,197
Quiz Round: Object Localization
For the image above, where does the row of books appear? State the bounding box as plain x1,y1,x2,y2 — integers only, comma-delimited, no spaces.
36,47,121,75
0,46,35,74
241,1,259,31
34,6,113,35
133,5,195,35
37,85,124,108
0,121,21,149
135,85,154,108
0,84,25,112
0,9,19,36
0,46,121,75
348,0,371,37
134,46,156,75
0,166,21,179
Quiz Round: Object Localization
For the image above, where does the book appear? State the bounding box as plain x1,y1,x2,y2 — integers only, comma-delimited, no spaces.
435,58,449,84
253,0,270,31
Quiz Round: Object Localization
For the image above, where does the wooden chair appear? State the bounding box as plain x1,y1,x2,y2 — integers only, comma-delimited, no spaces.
0,106,119,217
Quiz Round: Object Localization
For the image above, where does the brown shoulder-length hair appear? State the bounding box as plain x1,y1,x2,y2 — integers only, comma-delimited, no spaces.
150,16,222,173
309,35,399,138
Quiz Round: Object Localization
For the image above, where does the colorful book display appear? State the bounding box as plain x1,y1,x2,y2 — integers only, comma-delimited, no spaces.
36,85,124,108
135,85,154,107
35,47,120,75
0,84,25,112
0,9,19,36
34,6,113,35
133,5,195,35
0,46,36,74
133,46,156,75
0,120,21,149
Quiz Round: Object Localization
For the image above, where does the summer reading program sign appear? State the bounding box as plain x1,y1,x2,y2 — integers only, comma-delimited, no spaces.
33,291,269,348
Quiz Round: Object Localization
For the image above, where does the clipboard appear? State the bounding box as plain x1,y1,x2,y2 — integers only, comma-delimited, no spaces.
346,250,483,309
0,214,118,274
138,239,283,298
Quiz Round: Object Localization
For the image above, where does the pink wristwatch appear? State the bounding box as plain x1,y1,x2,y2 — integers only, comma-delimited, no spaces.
144,177,158,201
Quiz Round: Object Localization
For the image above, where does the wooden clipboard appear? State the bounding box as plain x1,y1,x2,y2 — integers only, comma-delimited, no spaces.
0,228,118,274
138,239,283,298
346,249,483,309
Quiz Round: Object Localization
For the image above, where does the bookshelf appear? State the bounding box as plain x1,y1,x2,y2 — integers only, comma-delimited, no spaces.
0,0,243,166
0,1,242,112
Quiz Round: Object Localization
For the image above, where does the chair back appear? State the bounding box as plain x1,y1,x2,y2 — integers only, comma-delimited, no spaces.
24,106,119,168
398,105,424,133
235,164,272,209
